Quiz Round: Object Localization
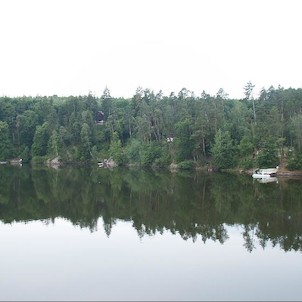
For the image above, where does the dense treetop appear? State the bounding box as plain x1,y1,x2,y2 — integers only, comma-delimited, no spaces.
1,84,302,170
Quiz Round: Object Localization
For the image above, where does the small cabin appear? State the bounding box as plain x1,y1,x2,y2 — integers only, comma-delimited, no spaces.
96,111,104,125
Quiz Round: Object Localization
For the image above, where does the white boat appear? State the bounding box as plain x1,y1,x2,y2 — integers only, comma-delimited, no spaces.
252,166,278,179
252,173,272,179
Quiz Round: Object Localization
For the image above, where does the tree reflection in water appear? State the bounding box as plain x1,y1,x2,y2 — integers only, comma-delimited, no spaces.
0,165,302,252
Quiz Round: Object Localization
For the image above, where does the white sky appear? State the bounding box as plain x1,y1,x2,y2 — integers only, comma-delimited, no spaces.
0,0,301,99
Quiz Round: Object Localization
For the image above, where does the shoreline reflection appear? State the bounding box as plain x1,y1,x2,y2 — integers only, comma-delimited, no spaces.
0,165,302,253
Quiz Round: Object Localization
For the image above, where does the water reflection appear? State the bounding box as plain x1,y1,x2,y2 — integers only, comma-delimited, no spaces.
254,176,278,183
0,165,302,253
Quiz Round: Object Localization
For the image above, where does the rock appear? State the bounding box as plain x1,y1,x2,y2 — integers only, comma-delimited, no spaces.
98,158,117,168
46,157,62,168
169,163,178,171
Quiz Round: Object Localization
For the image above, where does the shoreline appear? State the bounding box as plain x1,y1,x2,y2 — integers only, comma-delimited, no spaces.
242,167,302,178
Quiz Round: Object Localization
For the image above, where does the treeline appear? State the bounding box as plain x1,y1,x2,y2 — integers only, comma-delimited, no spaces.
1,83,302,169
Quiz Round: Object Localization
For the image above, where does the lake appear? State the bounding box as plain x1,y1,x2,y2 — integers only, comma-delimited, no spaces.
0,165,302,301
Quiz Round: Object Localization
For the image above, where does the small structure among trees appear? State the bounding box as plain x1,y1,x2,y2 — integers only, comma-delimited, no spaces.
96,111,104,125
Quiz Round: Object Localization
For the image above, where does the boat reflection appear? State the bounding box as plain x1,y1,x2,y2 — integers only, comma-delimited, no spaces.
256,176,278,184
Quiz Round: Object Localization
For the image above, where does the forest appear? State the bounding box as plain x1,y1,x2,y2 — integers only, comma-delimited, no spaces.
1,82,302,170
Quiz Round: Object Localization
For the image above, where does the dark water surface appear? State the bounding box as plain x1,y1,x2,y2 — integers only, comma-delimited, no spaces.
0,165,302,301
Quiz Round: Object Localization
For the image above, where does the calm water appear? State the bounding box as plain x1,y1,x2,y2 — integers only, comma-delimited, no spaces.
0,165,302,301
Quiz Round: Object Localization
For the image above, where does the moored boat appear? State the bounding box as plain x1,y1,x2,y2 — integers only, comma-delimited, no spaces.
252,166,279,179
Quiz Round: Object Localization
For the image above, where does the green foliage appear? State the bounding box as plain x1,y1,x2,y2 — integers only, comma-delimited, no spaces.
17,110,39,147
47,129,60,157
20,146,30,163
240,157,254,169
31,156,48,164
124,139,164,167
239,135,254,157
91,145,99,162
177,160,196,170
287,149,302,170
0,121,12,160
153,143,171,167
175,118,194,162
256,140,279,168
289,114,302,152
31,122,49,157
140,142,161,166
79,123,92,162
238,135,255,169
211,129,237,169
0,86,302,169
125,139,142,164
108,132,124,165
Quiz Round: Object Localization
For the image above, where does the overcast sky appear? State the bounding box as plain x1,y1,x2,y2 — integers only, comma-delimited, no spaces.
0,0,301,99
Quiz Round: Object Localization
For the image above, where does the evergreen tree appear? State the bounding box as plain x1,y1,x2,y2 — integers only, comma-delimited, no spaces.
80,123,92,162
108,131,124,165
0,121,12,160
256,139,279,168
212,129,236,169
32,123,49,157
